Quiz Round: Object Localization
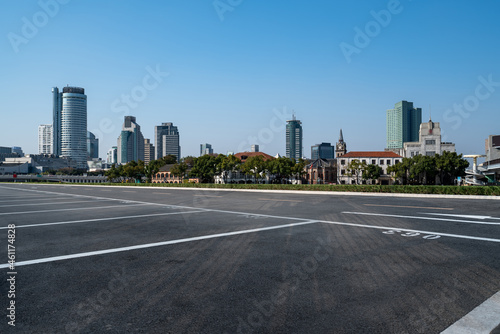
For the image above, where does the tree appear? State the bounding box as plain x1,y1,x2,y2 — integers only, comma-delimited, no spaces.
346,159,367,184
219,154,242,183
189,154,224,183
435,151,469,185
267,157,294,184
292,158,307,182
241,155,266,183
410,154,437,185
362,164,383,184
170,162,188,179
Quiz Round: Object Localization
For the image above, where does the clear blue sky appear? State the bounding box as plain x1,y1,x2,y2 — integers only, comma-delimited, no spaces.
1,0,499,160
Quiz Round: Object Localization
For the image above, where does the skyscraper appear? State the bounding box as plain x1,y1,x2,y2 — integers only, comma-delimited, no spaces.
56,86,88,169
154,122,180,161
311,142,334,160
117,116,145,164
38,124,53,154
144,139,155,164
87,131,99,159
286,115,302,160
107,146,117,164
200,143,213,156
52,87,62,156
386,100,422,149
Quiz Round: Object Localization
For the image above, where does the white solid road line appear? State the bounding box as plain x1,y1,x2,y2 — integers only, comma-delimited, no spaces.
0,199,106,208
0,220,318,269
319,220,500,243
0,210,205,230
343,211,500,226
425,213,500,220
0,203,150,216
1,186,499,243
441,290,500,334
0,197,74,203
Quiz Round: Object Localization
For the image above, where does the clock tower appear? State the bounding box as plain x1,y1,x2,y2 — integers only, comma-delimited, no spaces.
336,129,347,158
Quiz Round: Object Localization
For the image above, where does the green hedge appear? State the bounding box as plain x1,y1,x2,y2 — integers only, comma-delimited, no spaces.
63,182,500,196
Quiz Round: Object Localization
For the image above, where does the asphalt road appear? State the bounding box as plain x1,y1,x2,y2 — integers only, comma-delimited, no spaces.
0,183,499,333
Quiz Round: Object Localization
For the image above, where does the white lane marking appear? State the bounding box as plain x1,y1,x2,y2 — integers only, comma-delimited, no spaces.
364,203,454,210
1,186,499,243
319,220,500,243
0,203,151,216
0,220,318,268
441,290,500,334
0,210,205,229
342,211,500,226
424,213,500,220
0,197,74,203
0,199,106,208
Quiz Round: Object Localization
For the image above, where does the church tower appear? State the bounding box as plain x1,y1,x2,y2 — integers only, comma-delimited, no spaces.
336,129,347,158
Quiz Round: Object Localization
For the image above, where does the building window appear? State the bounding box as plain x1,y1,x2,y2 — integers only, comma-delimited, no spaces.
371,159,376,164
341,160,345,165
362,159,366,164
387,160,391,165
425,139,436,145
341,169,345,175
395,159,399,164
426,151,435,156
380,160,384,165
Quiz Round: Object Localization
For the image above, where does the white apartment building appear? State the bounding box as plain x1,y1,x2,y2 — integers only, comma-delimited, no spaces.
337,151,403,185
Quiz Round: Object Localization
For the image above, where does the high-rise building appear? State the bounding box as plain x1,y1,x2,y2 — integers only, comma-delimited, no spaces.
200,143,213,156
336,129,347,158
251,145,259,153
52,87,62,156
286,115,302,160
38,124,53,154
155,122,180,161
87,131,99,160
117,116,144,164
53,86,88,169
11,147,23,156
386,100,422,149
144,139,155,164
311,142,334,160
107,146,117,164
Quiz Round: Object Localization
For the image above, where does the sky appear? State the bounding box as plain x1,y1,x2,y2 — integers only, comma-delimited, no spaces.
1,0,499,161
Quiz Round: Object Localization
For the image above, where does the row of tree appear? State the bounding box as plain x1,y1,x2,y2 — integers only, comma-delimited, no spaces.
345,151,469,185
387,151,469,185
105,154,308,184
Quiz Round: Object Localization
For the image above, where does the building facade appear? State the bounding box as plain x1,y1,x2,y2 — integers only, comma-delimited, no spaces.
286,115,302,160
52,87,62,156
403,120,455,158
117,116,144,164
38,124,53,154
387,100,422,150
107,146,117,164
87,131,99,160
54,86,88,169
304,158,337,184
336,129,347,158
200,143,213,156
155,122,180,161
144,139,155,164
311,142,334,160
337,151,403,185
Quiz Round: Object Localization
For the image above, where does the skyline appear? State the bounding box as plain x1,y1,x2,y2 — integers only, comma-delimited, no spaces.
1,1,500,160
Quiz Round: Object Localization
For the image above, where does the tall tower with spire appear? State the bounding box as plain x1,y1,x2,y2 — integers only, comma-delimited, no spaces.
336,129,346,158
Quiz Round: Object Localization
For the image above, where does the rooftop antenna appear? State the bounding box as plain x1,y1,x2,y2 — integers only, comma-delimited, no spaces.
429,104,432,121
